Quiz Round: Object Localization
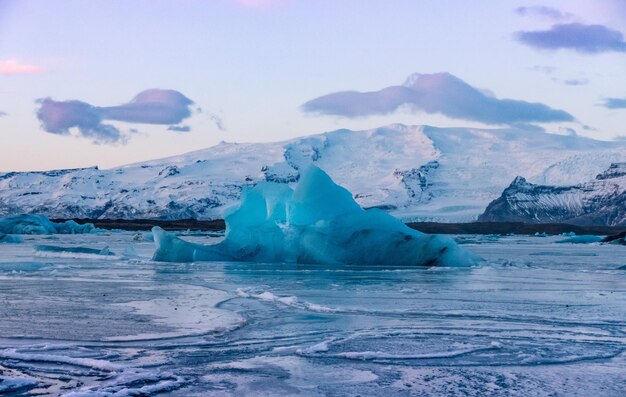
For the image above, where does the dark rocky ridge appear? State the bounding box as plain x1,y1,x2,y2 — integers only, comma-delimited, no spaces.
54,218,625,235
479,163,626,226
52,218,226,231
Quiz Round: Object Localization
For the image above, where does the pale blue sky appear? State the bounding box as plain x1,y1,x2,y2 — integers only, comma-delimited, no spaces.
1,0,625,171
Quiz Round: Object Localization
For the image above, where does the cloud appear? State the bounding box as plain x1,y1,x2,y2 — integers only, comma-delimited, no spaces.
603,97,626,109
562,78,589,86
167,125,191,132
36,98,125,144
99,89,193,125
209,114,226,131
528,65,588,86
36,89,195,144
558,126,578,136
302,72,574,125
0,111,6,117
515,6,574,21
517,23,626,53
529,65,556,74
0,59,45,75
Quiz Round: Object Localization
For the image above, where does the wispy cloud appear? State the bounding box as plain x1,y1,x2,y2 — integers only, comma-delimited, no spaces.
302,72,574,125
517,23,626,53
36,89,196,144
0,59,45,75
515,6,575,22
209,114,226,131
529,65,556,74
603,97,626,109
167,125,191,132
562,78,589,86
528,65,588,86
0,111,6,117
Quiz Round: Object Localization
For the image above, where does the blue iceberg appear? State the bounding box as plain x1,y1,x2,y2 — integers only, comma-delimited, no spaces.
152,166,481,267
0,214,98,235
556,235,603,244
35,244,114,256
0,234,24,243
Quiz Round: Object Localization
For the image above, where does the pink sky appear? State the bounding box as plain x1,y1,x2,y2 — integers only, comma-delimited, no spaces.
0,59,45,75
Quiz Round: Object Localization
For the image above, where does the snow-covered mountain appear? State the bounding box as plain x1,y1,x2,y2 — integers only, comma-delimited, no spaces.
1,124,625,222
479,163,626,226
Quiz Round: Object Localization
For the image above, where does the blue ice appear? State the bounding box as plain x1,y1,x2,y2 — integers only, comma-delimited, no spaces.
35,245,114,256
0,234,24,243
152,166,480,267
0,214,98,234
556,235,603,244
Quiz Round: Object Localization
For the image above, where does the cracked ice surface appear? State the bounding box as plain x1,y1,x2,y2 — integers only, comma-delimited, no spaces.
0,232,624,396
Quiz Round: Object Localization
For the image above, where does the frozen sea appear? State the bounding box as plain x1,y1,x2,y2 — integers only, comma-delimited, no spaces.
0,232,624,396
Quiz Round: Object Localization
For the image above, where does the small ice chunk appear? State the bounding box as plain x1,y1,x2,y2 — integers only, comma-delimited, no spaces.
0,214,98,234
152,166,481,267
296,340,332,355
0,214,56,234
0,234,24,243
123,245,139,258
0,375,38,393
133,231,154,241
490,341,503,349
0,262,49,272
35,245,115,256
556,235,602,244
53,219,98,234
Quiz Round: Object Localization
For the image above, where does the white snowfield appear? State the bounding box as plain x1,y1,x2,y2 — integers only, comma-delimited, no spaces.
1,124,625,222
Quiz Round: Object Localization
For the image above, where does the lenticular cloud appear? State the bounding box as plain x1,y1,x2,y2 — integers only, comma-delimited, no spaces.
36,89,195,144
516,23,626,54
302,72,573,125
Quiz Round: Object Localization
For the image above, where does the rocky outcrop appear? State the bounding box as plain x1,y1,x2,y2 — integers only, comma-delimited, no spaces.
479,163,626,226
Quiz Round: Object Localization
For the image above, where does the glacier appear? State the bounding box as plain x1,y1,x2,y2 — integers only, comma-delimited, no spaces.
0,214,98,234
2,124,625,223
152,166,479,266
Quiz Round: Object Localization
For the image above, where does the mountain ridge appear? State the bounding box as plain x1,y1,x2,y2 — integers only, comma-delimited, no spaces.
479,163,626,226
1,124,625,222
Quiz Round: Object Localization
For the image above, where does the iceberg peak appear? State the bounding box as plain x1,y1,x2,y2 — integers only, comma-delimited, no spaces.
152,166,480,267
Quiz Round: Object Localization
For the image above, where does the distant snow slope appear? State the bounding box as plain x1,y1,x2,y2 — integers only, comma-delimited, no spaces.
479,163,626,226
1,124,625,222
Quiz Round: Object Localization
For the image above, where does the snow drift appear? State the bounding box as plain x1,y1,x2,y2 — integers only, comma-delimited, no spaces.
152,166,479,267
